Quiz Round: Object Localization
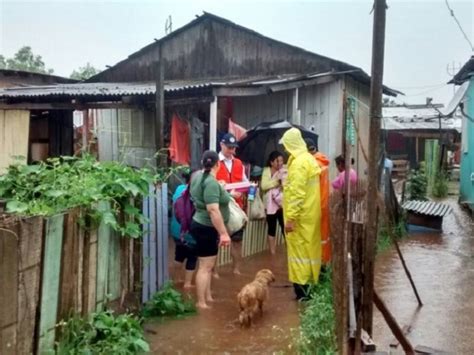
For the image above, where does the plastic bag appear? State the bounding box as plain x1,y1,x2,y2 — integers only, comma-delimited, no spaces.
249,192,266,220
226,197,248,235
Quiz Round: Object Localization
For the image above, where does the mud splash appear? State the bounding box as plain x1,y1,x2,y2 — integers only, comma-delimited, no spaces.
145,247,301,354
373,197,474,352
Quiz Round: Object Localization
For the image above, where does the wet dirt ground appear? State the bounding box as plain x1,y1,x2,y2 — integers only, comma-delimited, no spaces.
373,196,474,353
145,247,300,354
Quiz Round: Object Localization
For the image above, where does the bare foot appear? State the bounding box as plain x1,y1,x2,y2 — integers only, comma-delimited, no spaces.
233,269,242,275
212,272,220,279
183,284,195,289
206,297,215,303
196,302,211,310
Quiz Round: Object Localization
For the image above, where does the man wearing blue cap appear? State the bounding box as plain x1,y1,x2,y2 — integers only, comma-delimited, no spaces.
216,133,248,275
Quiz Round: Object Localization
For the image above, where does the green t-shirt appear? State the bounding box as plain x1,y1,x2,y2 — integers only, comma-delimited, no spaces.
190,171,231,227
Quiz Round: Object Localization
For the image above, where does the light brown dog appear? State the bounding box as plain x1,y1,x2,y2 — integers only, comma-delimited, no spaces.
237,269,275,327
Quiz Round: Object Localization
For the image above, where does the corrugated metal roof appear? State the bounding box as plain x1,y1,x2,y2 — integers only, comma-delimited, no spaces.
0,70,402,100
0,80,227,98
402,200,452,217
0,72,358,99
382,106,462,132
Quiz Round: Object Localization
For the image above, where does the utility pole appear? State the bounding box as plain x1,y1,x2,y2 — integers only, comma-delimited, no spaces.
363,0,387,336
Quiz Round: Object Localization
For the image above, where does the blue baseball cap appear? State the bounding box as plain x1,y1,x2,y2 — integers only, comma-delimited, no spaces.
220,133,239,147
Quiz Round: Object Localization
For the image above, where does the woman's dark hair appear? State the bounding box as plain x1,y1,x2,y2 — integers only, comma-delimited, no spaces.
182,172,191,184
201,150,219,173
335,155,355,166
267,150,283,167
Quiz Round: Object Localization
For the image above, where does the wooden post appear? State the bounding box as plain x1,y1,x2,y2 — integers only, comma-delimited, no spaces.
155,44,166,167
209,96,218,150
82,110,89,154
415,137,419,164
390,233,423,306
292,88,300,124
363,0,387,336
373,291,415,354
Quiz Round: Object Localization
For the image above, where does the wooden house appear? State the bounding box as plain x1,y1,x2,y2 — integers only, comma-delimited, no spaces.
0,12,400,177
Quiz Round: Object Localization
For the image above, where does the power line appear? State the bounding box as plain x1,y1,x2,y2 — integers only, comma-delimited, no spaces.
445,0,474,51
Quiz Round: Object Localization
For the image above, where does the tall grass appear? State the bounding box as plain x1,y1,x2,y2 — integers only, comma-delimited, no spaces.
295,270,337,354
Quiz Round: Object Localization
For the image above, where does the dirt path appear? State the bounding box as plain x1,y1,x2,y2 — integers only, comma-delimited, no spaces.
373,197,474,353
145,247,300,354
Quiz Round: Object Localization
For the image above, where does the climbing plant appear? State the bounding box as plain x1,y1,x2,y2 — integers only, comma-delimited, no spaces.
0,155,181,238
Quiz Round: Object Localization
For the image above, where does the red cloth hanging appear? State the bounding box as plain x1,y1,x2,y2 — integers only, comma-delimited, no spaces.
169,113,190,165
228,118,247,140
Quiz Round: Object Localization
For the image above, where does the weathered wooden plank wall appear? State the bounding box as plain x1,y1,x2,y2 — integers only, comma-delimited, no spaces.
0,109,30,173
93,17,347,82
38,214,65,353
0,228,18,355
96,108,156,168
0,210,140,353
233,91,293,129
299,79,344,180
344,76,371,176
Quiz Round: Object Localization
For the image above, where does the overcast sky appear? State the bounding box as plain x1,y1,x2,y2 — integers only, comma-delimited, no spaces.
0,0,472,104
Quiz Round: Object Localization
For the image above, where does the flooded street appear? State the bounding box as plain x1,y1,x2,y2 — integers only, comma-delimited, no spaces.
145,197,474,354
145,247,300,354
373,196,474,353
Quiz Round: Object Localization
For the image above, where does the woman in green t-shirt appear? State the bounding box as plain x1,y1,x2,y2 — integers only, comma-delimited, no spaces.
190,150,231,309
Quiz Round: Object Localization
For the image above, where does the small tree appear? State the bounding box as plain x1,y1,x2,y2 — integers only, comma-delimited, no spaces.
0,46,54,74
70,63,100,80
407,165,428,201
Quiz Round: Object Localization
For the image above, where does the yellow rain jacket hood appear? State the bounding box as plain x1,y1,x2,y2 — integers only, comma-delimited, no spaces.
281,128,322,285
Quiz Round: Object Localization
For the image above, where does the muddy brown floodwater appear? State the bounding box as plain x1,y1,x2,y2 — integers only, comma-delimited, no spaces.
373,197,474,353
145,247,301,354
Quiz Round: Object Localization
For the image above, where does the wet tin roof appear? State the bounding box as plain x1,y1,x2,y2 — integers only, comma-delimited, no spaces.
402,200,453,217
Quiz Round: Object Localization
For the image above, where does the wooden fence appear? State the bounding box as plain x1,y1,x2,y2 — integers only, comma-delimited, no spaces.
217,218,285,266
0,203,140,354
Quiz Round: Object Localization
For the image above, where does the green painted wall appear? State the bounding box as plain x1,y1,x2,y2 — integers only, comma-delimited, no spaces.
460,80,474,210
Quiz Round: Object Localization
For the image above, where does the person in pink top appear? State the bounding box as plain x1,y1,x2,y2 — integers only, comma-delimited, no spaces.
261,151,287,255
331,155,358,191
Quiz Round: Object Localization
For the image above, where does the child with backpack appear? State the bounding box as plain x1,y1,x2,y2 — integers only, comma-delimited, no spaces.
171,171,197,288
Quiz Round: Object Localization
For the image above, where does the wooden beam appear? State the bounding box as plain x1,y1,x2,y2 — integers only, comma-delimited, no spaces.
155,45,165,167
212,87,268,97
292,88,300,124
209,96,218,150
0,102,144,110
269,75,336,92
165,96,213,106
373,291,415,354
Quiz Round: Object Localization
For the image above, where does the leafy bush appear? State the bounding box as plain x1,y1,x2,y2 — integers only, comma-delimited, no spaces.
406,168,428,201
432,171,449,198
0,155,178,237
142,281,196,318
55,311,149,354
377,219,407,254
295,270,336,354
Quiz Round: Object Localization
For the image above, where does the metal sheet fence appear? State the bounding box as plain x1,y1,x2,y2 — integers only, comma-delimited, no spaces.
142,184,169,303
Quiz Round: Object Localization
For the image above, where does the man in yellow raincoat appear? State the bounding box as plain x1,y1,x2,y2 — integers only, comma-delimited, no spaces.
280,128,322,300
